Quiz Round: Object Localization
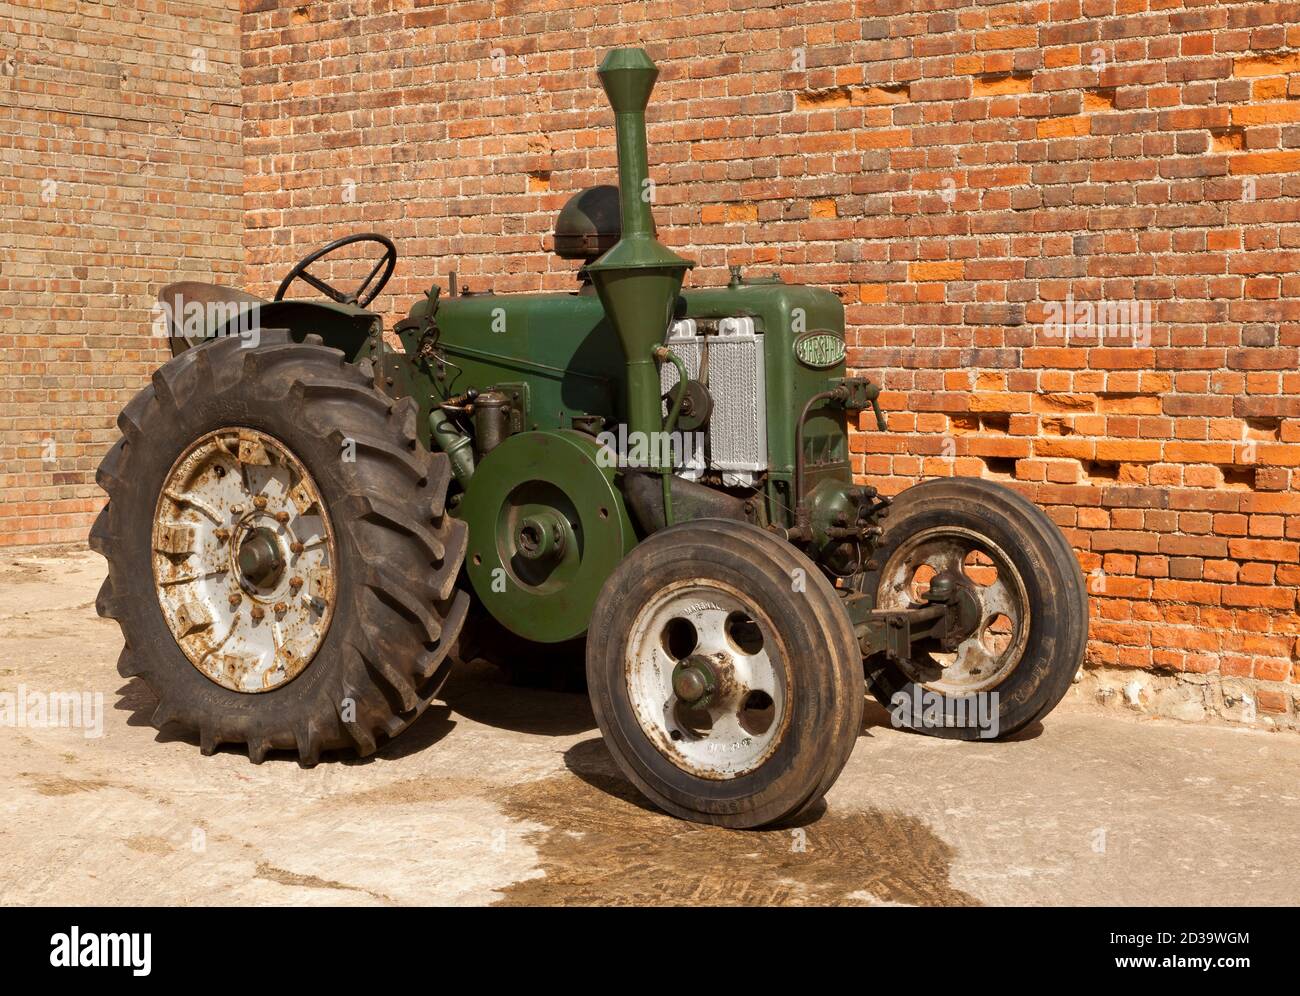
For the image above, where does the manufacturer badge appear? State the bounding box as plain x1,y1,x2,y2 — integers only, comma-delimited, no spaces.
793,330,845,368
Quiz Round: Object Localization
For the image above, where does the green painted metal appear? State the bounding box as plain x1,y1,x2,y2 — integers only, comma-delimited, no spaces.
678,278,849,497
383,46,864,644
460,429,637,643
658,346,689,526
179,297,378,361
428,408,475,485
406,276,852,531
584,48,694,468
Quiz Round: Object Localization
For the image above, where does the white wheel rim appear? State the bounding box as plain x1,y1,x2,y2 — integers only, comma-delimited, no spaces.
152,427,337,693
875,526,1030,695
625,580,790,779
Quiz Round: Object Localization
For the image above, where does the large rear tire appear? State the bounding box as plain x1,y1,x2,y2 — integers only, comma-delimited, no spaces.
586,520,863,828
91,331,469,764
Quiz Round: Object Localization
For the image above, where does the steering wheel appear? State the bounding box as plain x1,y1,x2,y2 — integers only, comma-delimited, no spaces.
274,233,397,308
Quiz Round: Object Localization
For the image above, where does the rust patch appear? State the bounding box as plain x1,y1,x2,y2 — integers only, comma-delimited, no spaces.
494,741,980,907
151,427,336,694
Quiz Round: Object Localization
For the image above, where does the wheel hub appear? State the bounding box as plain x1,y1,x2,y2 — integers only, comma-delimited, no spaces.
237,528,285,589
626,581,789,779
151,427,337,693
671,655,718,707
514,509,568,563
876,526,1030,695
922,571,984,647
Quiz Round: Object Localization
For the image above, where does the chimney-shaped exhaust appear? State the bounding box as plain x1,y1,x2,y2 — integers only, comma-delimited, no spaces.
586,48,694,467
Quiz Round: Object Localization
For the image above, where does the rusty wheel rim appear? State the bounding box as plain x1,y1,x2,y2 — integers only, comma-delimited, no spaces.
152,427,337,693
625,580,791,779
875,526,1030,695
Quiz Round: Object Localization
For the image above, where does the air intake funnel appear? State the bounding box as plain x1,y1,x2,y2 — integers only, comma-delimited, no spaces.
585,48,695,464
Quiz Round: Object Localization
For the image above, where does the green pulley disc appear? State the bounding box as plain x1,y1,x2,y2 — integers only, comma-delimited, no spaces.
460,430,636,643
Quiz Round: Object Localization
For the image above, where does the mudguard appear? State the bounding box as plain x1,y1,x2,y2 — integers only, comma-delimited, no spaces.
157,282,379,361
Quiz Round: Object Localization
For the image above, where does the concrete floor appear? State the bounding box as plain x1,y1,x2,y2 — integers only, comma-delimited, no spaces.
1,548,1297,906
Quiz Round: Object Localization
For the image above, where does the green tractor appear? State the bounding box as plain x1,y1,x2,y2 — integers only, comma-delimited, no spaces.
93,49,1087,828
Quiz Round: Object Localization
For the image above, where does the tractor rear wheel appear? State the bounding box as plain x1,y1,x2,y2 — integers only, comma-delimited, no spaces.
586,520,863,828
861,477,1088,741
91,331,469,763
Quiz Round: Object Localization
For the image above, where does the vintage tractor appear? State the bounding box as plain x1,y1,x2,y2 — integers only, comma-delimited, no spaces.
92,49,1087,828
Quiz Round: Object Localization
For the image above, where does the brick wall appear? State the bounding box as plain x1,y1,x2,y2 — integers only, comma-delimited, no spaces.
240,0,1300,726
10,1,1297,726
0,0,243,546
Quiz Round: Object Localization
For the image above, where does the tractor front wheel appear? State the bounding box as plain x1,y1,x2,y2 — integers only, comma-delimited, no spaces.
861,477,1088,741
586,520,863,828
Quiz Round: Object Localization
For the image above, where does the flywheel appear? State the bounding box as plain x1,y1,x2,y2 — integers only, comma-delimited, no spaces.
461,430,636,643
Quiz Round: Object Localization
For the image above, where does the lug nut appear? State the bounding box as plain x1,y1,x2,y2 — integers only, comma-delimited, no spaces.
215,528,230,542
289,576,304,591
251,605,265,622
274,601,287,614
275,511,290,524
228,592,241,608
231,504,243,515
253,495,268,510
290,541,304,555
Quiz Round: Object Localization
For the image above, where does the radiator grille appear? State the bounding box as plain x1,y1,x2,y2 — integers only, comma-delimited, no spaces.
661,318,767,484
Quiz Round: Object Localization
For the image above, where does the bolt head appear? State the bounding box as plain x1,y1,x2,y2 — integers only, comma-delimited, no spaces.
275,511,290,524
253,495,268,510
673,668,707,702
228,592,241,607
250,605,265,621
289,576,304,589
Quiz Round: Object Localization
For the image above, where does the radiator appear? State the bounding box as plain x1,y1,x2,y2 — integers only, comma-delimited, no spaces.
661,317,767,487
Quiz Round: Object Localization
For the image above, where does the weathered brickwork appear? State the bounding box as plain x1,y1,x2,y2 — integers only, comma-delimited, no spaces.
0,0,243,545
8,1,1299,727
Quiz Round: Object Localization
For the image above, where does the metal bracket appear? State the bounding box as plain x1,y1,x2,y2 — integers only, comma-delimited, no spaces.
834,376,886,431
859,603,947,661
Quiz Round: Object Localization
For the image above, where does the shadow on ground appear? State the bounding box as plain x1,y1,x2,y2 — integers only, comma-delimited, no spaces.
114,656,595,765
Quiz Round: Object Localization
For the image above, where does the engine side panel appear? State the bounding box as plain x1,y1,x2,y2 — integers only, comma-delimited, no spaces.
398,279,851,529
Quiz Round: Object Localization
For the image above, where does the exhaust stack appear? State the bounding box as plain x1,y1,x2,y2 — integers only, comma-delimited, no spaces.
586,48,694,466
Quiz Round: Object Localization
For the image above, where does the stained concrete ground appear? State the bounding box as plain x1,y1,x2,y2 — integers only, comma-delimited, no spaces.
1,547,1297,906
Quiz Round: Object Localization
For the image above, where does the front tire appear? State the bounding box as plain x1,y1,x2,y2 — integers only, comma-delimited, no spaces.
862,477,1088,741
91,331,469,764
586,520,863,828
